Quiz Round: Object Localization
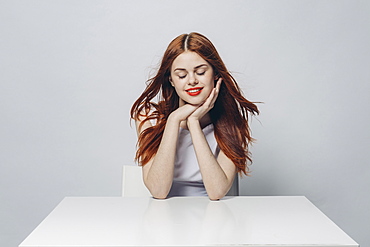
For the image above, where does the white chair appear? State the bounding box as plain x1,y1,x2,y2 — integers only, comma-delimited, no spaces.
121,165,239,197
122,165,152,197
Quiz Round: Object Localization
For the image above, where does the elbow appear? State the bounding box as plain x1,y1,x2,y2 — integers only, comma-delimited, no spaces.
209,197,221,201
148,187,170,200
207,192,226,201
144,180,170,199
152,193,168,200
207,186,230,200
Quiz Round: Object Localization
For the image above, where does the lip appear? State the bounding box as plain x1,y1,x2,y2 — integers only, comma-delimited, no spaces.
185,87,203,96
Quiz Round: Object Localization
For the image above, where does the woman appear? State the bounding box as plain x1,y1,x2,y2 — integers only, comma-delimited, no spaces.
131,32,259,200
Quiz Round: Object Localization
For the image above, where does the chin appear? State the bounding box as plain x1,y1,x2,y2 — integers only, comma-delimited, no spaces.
185,99,204,106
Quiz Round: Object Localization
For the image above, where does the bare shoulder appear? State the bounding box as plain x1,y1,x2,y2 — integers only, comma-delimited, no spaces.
134,101,161,136
134,110,154,137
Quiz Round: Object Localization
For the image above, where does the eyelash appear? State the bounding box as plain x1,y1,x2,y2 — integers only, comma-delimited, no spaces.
178,71,205,79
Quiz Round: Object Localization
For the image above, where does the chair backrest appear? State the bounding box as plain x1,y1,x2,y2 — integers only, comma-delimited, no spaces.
122,165,239,197
122,165,152,197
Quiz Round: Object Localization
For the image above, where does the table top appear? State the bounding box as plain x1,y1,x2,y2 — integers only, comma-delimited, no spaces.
19,196,358,247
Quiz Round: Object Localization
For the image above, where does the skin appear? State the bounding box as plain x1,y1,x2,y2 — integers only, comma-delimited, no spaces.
135,51,237,200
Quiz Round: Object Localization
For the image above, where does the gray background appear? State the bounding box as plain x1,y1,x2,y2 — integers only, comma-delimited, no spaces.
1,1,369,246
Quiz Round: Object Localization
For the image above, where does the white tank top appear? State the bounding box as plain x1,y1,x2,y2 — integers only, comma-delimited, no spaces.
168,124,220,197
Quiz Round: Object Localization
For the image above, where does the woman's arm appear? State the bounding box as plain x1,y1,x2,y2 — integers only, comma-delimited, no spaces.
187,79,237,200
187,119,237,200
135,104,198,199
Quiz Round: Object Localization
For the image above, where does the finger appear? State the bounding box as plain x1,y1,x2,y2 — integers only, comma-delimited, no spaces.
199,88,216,111
183,103,199,113
197,78,222,111
209,80,221,106
175,104,199,120
209,89,218,107
204,88,216,105
215,78,222,93
209,78,222,107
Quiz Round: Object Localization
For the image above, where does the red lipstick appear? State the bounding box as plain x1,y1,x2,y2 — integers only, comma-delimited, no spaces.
186,87,203,96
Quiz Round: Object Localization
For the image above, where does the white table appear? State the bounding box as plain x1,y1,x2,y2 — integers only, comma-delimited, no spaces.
19,196,358,247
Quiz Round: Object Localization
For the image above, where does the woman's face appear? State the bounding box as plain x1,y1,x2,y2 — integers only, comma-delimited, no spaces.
170,51,215,106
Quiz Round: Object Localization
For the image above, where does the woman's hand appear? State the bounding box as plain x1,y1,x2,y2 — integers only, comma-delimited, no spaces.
188,78,222,122
169,103,198,123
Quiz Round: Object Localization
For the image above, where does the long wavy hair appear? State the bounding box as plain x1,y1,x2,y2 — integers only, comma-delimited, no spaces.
130,32,259,175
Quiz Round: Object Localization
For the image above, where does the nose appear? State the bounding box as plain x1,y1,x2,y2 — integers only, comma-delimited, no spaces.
188,73,199,86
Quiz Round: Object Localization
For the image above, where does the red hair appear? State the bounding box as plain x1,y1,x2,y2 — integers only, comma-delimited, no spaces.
130,32,259,175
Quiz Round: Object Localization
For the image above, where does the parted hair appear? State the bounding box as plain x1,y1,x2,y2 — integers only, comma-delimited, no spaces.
130,32,259,175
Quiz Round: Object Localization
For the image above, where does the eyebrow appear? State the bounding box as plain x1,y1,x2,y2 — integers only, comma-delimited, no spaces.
174,64,208,72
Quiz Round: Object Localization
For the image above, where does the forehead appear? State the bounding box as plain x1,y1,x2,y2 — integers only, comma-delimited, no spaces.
171,51,210,70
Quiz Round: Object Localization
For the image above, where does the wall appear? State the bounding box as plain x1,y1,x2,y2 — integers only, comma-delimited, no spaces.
1,1,369,246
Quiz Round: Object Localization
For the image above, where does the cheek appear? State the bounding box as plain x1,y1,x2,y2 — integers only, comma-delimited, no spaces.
172,80,183,90
204,75,215,87
172,83,185,97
